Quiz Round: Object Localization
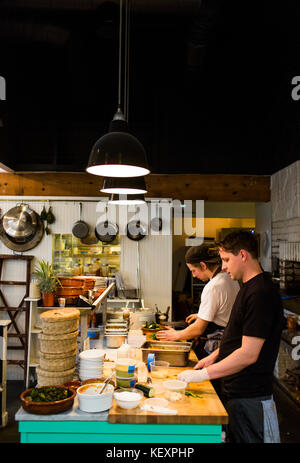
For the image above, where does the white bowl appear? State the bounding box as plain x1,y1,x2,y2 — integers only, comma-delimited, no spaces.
77,382,114,412
79,365,103,372
79,349,105,361
80,359,104,367
113,388,143,409
79,371,103,381
79,367,103,374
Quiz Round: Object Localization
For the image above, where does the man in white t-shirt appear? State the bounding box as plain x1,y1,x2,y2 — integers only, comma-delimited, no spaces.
157,243,240,361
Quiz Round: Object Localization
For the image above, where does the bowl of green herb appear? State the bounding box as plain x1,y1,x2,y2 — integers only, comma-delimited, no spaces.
20,386,76,415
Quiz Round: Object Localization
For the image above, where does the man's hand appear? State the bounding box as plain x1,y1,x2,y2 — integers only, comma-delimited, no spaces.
194,350,219,370
185,313,198,324
156,326,179,342
177,368,210,385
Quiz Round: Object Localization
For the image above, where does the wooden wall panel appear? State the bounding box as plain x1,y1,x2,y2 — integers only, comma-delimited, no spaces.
0,173,270,201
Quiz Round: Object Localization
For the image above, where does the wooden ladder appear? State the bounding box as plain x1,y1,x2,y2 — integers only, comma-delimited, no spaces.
0,255,33,385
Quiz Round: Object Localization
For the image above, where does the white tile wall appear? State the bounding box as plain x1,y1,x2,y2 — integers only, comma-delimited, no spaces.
271,161,300,260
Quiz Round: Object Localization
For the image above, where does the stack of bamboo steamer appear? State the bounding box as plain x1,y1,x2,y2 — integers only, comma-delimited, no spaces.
37,308,80,386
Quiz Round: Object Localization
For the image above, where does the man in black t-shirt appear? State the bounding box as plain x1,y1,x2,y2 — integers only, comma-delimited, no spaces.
178,231,284,443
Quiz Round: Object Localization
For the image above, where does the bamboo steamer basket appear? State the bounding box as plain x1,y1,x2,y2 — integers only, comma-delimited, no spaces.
39,348,77,372
38,330,79,354
40,308,80,335
36,366,76,386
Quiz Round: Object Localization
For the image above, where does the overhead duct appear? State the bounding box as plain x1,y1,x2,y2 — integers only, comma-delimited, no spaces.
186,0,223,67
0,0,202,15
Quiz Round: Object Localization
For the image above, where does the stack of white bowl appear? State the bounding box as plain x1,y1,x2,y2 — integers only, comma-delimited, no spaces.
79,349,105,381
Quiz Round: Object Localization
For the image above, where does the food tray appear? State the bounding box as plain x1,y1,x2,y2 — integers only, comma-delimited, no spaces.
141,340,192,367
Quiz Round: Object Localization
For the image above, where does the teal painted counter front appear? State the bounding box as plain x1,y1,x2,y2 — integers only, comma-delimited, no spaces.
19,420,222,443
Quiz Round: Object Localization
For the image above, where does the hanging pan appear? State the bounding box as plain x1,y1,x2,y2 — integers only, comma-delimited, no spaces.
2,203,38,239
0,210,44,252
72,203,89,239
150,203,163,232
95,220,119,243
127,220,147,241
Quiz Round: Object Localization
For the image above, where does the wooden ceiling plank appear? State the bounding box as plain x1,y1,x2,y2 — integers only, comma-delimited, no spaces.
0,173,270,202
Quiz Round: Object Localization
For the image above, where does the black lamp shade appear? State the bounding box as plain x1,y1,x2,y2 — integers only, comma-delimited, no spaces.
100,176,147,195
86,118,150,178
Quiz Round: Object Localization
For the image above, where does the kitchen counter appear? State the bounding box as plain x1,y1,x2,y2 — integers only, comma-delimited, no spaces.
281,294,300,316
15,356,228,443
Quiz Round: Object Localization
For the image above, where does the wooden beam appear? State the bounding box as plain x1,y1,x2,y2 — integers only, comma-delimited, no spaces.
0,172,270,201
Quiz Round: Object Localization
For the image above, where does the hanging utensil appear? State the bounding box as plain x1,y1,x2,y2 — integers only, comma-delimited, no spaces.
150,203,162,232
2,203,38,239
97,373,114,395
137,241,142,303
0,211,44,252
95,220,118,243
95,203,118,243
72,203,89,239
126,220,147,241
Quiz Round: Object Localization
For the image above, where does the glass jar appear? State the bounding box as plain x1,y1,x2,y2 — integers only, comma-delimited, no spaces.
29,276,41,299
101,263,109,277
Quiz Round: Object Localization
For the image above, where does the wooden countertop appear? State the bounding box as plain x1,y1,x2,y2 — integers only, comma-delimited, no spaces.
108,363,228,425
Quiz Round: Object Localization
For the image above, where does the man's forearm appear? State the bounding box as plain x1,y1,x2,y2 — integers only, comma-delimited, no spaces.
206,345,259,380
176,319,207,341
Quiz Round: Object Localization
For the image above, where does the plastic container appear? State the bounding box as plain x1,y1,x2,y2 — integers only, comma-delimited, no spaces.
113,388,143,409
163,379,187,402
116,358,136,376
77,383,114,412
116,375,137,388
117,342,131,359
150,360,169,379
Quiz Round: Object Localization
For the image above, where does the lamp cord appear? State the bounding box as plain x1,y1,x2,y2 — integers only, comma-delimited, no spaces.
117,0,123,110
124,0,131,122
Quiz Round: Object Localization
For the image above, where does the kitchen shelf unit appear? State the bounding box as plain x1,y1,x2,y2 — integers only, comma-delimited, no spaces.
52,233,120,277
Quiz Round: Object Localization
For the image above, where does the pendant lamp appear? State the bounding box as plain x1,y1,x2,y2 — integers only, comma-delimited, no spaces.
108,194,145,205
86,0,150,178
100,176,147,195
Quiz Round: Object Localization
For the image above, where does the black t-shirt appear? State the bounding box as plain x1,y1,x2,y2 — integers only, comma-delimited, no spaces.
217,272,284,400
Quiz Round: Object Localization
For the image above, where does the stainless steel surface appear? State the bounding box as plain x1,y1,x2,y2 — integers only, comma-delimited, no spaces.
104,334,127,348
141,340,192,367
104,328,128,334
2,203,38,238
105,322,127,330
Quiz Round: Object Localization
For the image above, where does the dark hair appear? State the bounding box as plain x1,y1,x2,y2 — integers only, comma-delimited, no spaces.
216,230,258,259
185,243,221,271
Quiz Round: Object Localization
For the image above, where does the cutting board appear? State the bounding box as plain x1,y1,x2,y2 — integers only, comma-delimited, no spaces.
108,366,228,425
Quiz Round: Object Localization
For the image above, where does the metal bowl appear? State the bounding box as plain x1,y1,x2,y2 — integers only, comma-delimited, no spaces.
2,203,38,238
105,333,127,348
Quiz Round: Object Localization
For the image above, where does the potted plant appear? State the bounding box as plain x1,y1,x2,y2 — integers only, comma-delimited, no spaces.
32,260,60,307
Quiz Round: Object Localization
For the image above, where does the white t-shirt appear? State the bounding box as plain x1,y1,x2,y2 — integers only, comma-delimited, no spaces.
197,271,240,327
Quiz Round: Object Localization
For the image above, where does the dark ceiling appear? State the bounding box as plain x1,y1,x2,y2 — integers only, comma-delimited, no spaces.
0,0,299,175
